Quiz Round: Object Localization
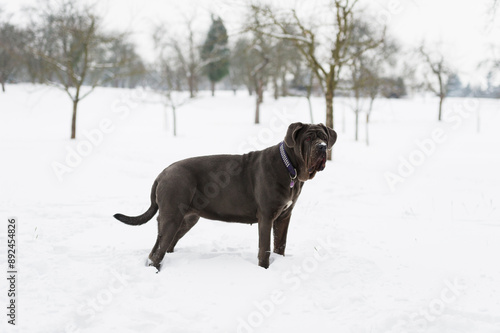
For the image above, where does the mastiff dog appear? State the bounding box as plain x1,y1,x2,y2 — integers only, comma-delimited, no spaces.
114,122,337,270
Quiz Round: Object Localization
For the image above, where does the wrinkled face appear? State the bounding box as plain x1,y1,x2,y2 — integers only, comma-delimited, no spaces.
302,127,329,179
284,123,337,181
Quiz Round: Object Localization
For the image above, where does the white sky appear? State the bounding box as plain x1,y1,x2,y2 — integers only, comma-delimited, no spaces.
1,0,499,86
376,0,500,85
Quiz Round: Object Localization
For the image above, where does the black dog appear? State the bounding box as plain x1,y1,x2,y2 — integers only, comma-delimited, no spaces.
114,122,337,270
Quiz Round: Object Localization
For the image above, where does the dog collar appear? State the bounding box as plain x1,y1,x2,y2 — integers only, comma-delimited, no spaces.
279,142,297,188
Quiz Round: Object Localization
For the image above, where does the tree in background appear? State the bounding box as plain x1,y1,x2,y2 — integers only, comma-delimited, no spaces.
230,37,255,96
250,32,270,124
304,69,317,123
152,26,191,136
244,9,274,124
25,0,142,139
349,19,376,142
419,44,452,121
379,77,406,98
349,22,399,145
150,60,185,137
168,12,203,98
268,26,302,100
100,39,146,89
446,73,463,97
0,11,26,92
478,44,500,98
18,28,49,84
201,16,230,96
250,1,385,159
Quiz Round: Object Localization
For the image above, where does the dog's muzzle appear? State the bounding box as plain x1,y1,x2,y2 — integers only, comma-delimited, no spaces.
307,142,327,175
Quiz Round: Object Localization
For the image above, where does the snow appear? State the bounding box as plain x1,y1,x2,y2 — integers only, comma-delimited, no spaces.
1,84,500,333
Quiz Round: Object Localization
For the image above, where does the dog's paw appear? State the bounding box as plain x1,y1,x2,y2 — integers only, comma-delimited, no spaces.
146,258,161,273
258,259,270,269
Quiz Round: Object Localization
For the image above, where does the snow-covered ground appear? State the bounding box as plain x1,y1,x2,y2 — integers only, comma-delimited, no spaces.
1,84,499,333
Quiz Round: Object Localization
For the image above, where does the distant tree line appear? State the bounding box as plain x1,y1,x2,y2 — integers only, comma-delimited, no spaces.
1,0,499,141
0,1,145,139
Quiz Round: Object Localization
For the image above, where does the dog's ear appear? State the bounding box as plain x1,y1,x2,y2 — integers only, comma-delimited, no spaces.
320,123,337,149
284,122,305,148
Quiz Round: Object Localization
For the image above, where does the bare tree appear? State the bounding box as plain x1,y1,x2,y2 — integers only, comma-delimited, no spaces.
168,14,202,98
231,36,262,97
250,1,385,159
0,12,25,92
305,69,316,123
349,19,372,142
25,0,141,139
250,33,270,124
350,27,399,145
350,56,367,142
153,62,187,137
268,27,302,100
491,0,499,18
101,39,146,88
479,45,500,93
152,26,190,136
419,44,452,121
230,37,253,95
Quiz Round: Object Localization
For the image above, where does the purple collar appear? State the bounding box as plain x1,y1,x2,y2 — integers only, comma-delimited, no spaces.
279,142,297,188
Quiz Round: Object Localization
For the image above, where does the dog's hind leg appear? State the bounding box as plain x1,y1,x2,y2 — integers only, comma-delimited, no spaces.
167,215,200,253
148,210,184,270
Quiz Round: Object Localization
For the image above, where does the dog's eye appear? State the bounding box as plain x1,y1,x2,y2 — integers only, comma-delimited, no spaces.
305,137,311,142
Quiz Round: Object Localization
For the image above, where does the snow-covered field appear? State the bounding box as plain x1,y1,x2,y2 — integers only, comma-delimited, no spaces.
1,84,499,333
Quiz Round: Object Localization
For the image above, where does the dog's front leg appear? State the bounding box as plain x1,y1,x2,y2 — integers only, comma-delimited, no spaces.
273,213,291,256
258,219,273,269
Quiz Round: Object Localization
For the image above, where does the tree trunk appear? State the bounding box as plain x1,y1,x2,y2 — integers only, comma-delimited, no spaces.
307,96,314,123
325,78,335,127
71,99,78,139
354,90,360,142
211,81,215,97
325,79,335,160
365,113,370,146
281,71,288,97
306,72,314,123
255,93,260,124
188,75,195,98
366,98,374,146
438,94,444,121
273,75,279,100
1,81,5,93
255,99,260,124
172,105,177,137
163,106,169,130
355,109,359,141
255,79,263,124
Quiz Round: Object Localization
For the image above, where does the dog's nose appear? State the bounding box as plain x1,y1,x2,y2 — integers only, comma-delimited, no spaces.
318,143,327,151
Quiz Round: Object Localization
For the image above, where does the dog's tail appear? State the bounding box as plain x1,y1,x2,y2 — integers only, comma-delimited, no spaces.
114,180,159,226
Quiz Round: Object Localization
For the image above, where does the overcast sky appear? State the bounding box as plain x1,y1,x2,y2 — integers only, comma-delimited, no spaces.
1,0,498,86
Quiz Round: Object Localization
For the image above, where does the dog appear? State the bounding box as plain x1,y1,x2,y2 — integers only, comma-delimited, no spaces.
114,122,337,270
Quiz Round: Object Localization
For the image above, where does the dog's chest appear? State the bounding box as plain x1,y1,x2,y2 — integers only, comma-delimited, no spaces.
283,182,303,210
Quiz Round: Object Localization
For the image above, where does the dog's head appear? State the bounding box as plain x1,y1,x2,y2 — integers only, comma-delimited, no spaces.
284,122,337,181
